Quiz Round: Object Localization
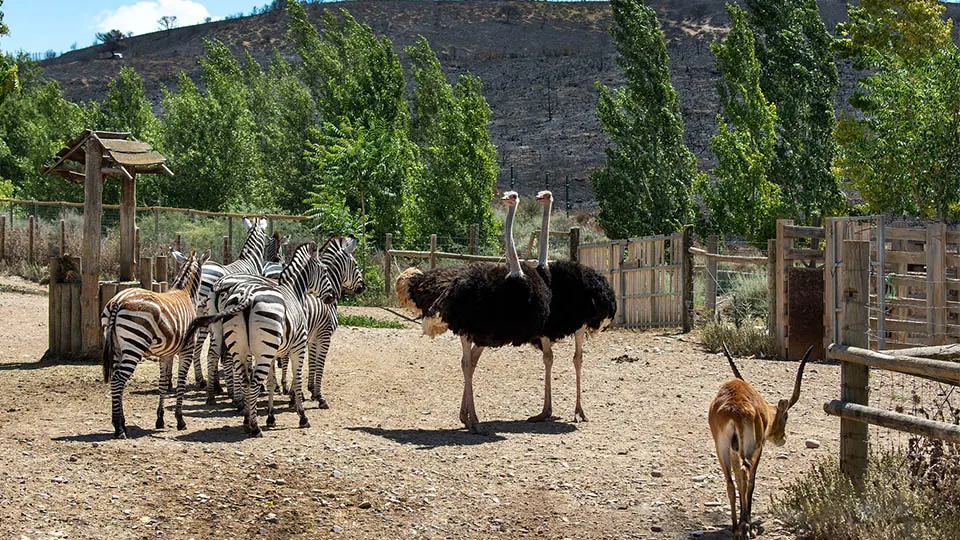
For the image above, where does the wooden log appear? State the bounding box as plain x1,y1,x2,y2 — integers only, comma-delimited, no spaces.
59,283,71,355
28,215,34,265
139,256,154,290
927,222,946,346
828,344,960,385
781,224,825,239
824,400,960,444
81,138,103,356
688,246,768,265
70,283,82,355
768,239,776,337
469,224,477,255
155,256,168,285
840,240,870,484
119,175,136,281
384,233,392,296
705,236,718,320
429,234,438,270
885,343,960,360
48,258,60,355
681,225,693,333
569,227,580,262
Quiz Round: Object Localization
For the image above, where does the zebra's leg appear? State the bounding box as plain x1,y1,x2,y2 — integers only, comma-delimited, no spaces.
205,320,223,405
193,325,208,389
279,355,289,396
307,334,317,396
246,355,271,437
290,339,310,429
174,337,196,431
111,348,143,439
313,330,332,409
266,361,277,428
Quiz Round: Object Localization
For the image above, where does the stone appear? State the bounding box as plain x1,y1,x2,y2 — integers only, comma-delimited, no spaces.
331,470,343,479
805,439,821,449
650,470,663,478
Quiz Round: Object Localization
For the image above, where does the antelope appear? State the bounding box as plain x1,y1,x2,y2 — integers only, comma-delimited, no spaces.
708,344,811,539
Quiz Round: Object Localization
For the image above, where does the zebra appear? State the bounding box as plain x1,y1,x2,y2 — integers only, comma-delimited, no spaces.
278,234,365,407
181,242,329,436
101,249,209,439
175,216,282,397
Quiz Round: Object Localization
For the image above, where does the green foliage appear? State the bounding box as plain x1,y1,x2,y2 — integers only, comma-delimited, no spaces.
403,36,499,250
593,0,701,239
773,453,960,540
745,0,843,222
697,4,782,246
336,312,405,329
834,2,960,220
0,1,17,106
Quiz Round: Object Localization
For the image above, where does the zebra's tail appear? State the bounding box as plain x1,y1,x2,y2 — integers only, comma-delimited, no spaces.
102,304,121,383
184,287,255,344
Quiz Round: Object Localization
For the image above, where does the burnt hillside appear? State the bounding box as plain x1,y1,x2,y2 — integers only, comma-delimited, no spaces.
38,1,960,207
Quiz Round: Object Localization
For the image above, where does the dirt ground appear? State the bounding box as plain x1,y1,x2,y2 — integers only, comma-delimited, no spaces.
0,279,841,539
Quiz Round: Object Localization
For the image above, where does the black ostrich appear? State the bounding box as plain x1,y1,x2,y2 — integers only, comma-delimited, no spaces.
528,190,616,423
395,191,551,433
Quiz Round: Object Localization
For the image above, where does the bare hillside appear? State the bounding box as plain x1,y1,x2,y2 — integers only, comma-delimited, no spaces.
38,0,960,207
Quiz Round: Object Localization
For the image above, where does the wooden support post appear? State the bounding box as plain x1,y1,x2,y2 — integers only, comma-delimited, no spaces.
840,240,870,484
469,224,477,255
174,234,181,253
681,225,694,333
569,227,580,262
119,175,136,281
228,216,234,259
28,215,35,265
59,219,66,257
222,236,230,264
927,222,946,346
429,234,438,270
0,215,5,262
139,256,154,290
48,257,60,355
155,255,168,289
768,239,777,337
81,137,104,356
60,282,71,354
705,235,718,320
384,233,393,296
134,226,140,278
154,207,160,246
70,283,82,354
776,219,794,358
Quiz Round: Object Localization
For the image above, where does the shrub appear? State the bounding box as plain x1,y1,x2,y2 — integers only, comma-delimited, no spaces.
720,272,768,326
700,320,775,358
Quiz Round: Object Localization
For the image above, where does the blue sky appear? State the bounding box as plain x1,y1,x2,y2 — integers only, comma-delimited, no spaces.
2,1,271,55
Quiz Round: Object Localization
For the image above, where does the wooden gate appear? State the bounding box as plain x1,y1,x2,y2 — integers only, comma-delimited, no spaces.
579,232,685,328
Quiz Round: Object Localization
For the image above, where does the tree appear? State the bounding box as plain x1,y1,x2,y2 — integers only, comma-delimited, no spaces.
696,4,782,246
834,2,960,219
0,0,18,106
158,15,178,32
744,0,843,222
96,29,126,54
403,36,499,249
592,0,701,239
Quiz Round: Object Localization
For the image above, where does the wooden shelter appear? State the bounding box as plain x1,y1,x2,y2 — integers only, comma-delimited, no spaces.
43,130,173,357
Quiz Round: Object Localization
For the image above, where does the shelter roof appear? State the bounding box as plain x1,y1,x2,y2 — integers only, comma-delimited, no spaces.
43,130,173,184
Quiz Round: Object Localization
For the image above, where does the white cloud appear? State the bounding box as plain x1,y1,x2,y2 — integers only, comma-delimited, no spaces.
95,0,211,36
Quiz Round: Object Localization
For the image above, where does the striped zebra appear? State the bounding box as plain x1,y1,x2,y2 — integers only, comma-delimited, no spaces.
182,242,328,436
278,235,365,407
101,249,209,439
177,217,283,395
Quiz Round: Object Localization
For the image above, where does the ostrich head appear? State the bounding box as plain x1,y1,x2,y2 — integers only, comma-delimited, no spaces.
535,190,553,204
502,191,519,207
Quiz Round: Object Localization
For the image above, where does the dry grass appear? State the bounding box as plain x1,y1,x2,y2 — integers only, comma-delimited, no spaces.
699,321,776,358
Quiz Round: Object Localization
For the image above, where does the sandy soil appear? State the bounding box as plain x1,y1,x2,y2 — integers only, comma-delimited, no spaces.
0,284,841,539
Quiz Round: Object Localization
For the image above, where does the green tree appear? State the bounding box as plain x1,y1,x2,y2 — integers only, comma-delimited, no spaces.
96,29,126,54
160,41,264,210
696,4,782,245
744,0,843,222
403,36,499,249
0,0,18,106
834,2,960,219
592,0,701,238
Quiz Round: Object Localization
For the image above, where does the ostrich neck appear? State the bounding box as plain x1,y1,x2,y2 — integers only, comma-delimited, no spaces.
538,200,552,268
505,203,522,277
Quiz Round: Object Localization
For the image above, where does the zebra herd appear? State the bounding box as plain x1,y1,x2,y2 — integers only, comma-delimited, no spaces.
100,217,365,439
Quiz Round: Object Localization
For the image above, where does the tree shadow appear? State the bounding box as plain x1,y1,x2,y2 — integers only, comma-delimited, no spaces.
347,419,578,449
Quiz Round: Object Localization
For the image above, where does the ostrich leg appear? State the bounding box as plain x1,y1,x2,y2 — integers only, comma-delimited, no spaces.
573,329,587,422
528,337,555,422
458,336,484,433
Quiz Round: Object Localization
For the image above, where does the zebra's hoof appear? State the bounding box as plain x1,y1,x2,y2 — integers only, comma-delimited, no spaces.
114,429,127,439
317,397,329,410
155,418,165,430
266,415,276,427
213,382,224,394
250,427,263,438
299,417,310,429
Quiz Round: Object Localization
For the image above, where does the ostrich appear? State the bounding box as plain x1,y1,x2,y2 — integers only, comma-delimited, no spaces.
528,191,616,423
395,191,551,433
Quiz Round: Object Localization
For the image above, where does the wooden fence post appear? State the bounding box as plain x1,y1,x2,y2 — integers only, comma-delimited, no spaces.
222,236,231,264
154,207,160,246
840,239,870,484
155,255,168,291
767,238,777,337
681,225,694,333
706,235,718,320
28,215,35,264
569,227,580,262
384,233,393,296
1,215,6,262
133,226,140,279
927,222,946,346
429,234,437,270
776,219,794,358
48,257,60,355
59,219,66,257
139,256,154,290
174,234,181,254
469,224,477,255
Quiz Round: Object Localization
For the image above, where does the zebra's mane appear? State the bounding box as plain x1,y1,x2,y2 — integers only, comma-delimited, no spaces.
278,242,318,298
235,218,268,265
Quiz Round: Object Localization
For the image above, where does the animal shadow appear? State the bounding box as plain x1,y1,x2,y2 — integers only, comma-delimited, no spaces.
52,425,154,443
348,418,577,449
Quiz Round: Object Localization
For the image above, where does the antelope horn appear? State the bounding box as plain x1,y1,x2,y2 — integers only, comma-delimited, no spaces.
788,345,813,408
721,342,744,381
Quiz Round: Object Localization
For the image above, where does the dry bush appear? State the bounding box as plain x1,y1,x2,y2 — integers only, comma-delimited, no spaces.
699,320,775,358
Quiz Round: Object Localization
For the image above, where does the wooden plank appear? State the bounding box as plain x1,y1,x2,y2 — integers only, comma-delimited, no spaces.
869,318,926,333
81,138,102,356
98,138,153,153
688,246,767,264
784,248,824,261
768,239,777,338
829,344,960,384
840,240,870,484
927,222,947,346
882,250,927,266
59,283,71,355
776,219,793,358
105,150,166,167
885,228,926,242
782,224,825,239
681,225,693,333
48,259,59,355
824,400,960,444
70,283,82,355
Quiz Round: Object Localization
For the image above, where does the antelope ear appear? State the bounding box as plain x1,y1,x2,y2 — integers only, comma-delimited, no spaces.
171,250,187,265
241,216,253,232
344,235,358,254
